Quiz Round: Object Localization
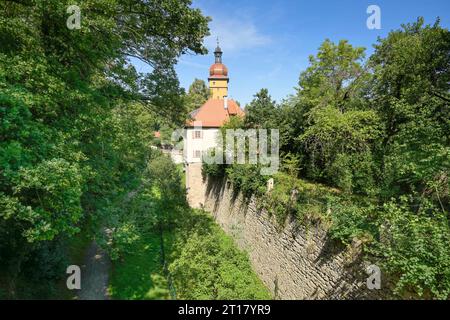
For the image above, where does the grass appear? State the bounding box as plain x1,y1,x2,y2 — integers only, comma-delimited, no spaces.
108,182,172,300
108,232,170,300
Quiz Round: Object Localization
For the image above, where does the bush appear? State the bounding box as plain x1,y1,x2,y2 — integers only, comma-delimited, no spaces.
371,197,450,299
107,222,141,261
169,211,270,300
327,198,377,245
202,149,226,178
226,164,269,197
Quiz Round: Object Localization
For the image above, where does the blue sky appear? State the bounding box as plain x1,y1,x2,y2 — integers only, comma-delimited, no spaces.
134,0,449,106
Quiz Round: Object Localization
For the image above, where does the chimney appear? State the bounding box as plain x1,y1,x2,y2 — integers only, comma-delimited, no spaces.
224,96,228,110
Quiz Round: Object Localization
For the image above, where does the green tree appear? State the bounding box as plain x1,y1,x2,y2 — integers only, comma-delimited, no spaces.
0,0,209,297
169,217,270,300
369,18,450,203
244,88,277,128
201,18,450,299
298,39,369,113
185,78,210,113
294,40,379,193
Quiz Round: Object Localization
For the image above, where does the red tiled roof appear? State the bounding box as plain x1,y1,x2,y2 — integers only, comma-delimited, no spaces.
186,99,245,128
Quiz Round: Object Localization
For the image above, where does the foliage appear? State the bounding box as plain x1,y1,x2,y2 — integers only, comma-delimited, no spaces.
108,155,270,300
202,18,450,299
202,149,226,177
293,39,380,193
2,0,449,299
256,172,338,226
226,164,269,197
371,197,450,299
109,232,170,300
297,39,368,112
244,89,277,129
327,199,377,245
369,18,450,202
299,106,381,191
185,78,210,113
169,210,271,300
281,153,301,177
0,0,209,298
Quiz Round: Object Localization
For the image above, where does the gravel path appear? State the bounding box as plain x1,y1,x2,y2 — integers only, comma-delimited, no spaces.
77,241,111,300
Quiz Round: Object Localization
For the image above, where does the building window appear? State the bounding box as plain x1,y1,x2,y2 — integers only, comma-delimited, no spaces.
193,150,201,158
194,130,202,139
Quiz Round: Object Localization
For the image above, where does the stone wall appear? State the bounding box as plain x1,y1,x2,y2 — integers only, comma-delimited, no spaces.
203,178,390,300
186,163,206,208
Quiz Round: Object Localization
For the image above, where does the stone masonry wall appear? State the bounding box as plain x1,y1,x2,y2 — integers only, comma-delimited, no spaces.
186,163,206,209
203,178,390,300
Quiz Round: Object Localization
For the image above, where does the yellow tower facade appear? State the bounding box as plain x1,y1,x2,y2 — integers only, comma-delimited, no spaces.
209,79,228,99
208,43,229,99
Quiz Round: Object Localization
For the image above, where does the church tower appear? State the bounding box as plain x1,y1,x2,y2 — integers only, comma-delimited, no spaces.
184,40,245,208
208,40,229,99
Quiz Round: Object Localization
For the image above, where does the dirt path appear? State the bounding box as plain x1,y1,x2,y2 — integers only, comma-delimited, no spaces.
75,189,141,300
76,241,111,300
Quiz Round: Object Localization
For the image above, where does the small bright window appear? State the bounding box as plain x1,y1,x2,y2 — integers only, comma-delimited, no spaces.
194,150,201,158
194,131,201,139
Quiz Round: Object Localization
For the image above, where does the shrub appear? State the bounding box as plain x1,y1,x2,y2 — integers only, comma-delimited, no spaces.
226,164,268,197
371,197,450,299
169,212,270,300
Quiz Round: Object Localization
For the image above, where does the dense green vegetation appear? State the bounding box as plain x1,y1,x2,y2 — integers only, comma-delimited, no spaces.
204,18,450,299
1,0,449,301
108,154,270,299
0,0,211,298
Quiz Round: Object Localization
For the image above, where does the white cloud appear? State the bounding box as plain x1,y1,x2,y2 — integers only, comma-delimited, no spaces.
204,17,272,53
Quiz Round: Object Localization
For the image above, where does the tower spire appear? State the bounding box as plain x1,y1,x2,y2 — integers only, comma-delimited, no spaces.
214,37,222,63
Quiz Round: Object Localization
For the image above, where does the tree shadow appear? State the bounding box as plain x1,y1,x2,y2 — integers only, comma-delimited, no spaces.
108,233,170,300
313,236,346,268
